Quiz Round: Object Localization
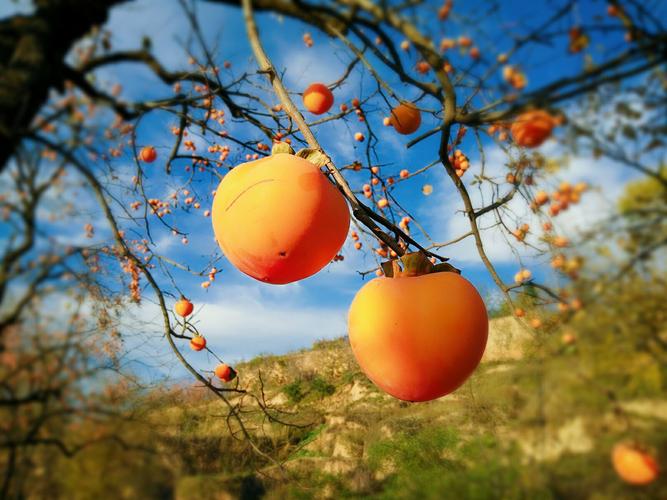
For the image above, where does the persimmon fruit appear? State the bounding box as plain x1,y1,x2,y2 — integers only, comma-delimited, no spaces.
511,110,555,148
175,297,194,317
303,83,334,115
348,255,488,402
190,336,207,351
389,103,421,135
211,152,350,284
140,146,157,163
214,363,237,382
612,443,659,485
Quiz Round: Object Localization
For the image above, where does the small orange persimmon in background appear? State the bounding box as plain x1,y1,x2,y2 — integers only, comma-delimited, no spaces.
302,32,313,48
502,65,527,90
451,149,470,177
561,331,576,345
140,146,157,163
354,132,365,142
514,268,532,284
399,169,409,179
211,152,349,284
534,190,550,206
377,198,389,209
512,227,527,242
175,297,194,317
303,83,334,115
415,61,430,74
553,236,570,248
530,318,542,329
438,0,452,20
389,103,421,135
511,110,556,148
190,336,206,351
568,26,589,53
612,443,659,485
214,363,237,382
514,308,526,318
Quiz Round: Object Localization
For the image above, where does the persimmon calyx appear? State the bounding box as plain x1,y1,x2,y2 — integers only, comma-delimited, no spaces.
381,251,460,277
270,142,330,168
295,148,330,168
271,141,295,155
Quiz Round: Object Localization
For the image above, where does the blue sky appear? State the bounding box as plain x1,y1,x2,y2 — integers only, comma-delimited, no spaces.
2,0,663,383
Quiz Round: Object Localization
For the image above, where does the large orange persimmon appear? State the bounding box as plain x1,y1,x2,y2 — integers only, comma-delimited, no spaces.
348,255,488,402
510,110,555,148
303,83,334,115
211,152,350,284
612,443,659,485
389,103,421,135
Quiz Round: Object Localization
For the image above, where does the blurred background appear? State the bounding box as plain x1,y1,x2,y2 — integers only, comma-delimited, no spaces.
0,0,665,498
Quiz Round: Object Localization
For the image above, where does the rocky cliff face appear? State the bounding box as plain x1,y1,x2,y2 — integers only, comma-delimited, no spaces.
163,317,666,500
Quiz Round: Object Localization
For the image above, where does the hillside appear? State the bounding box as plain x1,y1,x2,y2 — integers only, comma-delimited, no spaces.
45,317,666,499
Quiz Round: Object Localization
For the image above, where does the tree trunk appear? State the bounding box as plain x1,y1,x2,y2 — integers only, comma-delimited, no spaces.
0,0,125,170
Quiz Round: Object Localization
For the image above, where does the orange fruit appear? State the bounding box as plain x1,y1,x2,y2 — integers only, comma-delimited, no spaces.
389,103,421,135
175,298,194,317
211,153,350,284
214,363,237,382
510,110,555,148
348,271,488,402
612,443,659,485
303,83,334,115
140,146,157,163
190,336,207,351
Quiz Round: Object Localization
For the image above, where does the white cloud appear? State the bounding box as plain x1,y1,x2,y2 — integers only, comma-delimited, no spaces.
124,282,348,369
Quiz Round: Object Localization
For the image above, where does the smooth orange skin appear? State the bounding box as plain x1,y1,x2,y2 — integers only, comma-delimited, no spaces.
214,363,236,382
348,272,488,402
510,110,555,148
174,298,194,317
389,103,421,135
211,154,350,284
612,443,659,485
190,336,206,351
303,83,334,115
140,146,157,163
